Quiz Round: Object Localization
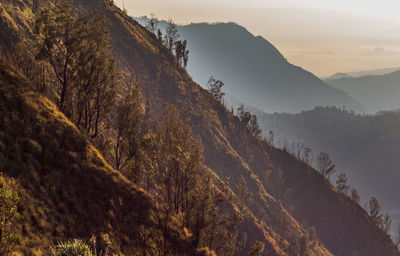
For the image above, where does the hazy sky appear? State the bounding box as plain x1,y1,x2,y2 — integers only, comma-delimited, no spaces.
115,0,400,77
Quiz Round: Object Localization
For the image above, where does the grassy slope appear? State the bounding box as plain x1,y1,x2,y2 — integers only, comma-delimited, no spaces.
0,60,202,255
0,0,398,255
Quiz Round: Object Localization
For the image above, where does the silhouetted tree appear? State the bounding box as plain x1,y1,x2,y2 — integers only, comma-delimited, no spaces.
382,213,391,234
316,152,336,180
303,147,312,164
164,19,180,51
369,197,383,227
145,13,159,34
267,130,275,146
207,76,225,102
174,39,189,68
237,104,252,125
336,173,350,196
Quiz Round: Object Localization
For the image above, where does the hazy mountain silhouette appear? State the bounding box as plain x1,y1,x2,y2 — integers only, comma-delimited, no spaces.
136,17,366,113
326,70,400,113
326,73,353,81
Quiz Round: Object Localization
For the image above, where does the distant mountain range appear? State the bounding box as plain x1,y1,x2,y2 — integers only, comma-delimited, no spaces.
326,67,400,81
136,17,366,113
326,70,400,113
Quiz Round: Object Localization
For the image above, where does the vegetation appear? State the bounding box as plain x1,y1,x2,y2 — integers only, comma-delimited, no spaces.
335,173,350,196
0,175,19,256
0,0,398,255
237,104,262,138
52,240,94,256
207,76,225,102
316,152,336,180
34,2,118,138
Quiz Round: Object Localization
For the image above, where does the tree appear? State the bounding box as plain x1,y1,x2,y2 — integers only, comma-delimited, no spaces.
267,130,275,146
248,241,264,256
350,188,360,204
369,197,383,227
237,104,252,125
34,2,83,112
0,176,19,256
382,213,391,234
316,152,336,180
207,76,225,102
113,84,145,178
145,14,159,34
302,147,312,164
249,115,262,138
164,19,180,51
336,173,350,196
174,40,189,68
35,2,118,138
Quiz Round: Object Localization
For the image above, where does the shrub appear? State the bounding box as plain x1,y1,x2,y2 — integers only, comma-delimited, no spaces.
52,239,94,256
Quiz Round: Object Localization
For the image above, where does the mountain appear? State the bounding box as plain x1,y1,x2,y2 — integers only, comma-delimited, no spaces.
135,17,366,113
0,1,398,255
326,70,400,113
325,73,353,81
347,67,400,77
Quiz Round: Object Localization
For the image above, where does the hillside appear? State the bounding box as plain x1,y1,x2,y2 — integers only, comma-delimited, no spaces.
0,59,206,255
259,106,400,210
0,0,398,255
326,70,400,113
135,17,365,113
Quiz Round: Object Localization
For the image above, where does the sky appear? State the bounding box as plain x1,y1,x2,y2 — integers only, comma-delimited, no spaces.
115,0,400,77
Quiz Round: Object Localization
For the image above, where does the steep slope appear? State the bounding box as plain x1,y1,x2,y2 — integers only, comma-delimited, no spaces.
0,59,203,255
135,17,365,114
326,70,400,113
95,3,395,255
1,0,398,255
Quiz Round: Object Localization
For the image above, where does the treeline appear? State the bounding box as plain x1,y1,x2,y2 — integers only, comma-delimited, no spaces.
2,1,246,255
144,14,190,69
260,106,400,141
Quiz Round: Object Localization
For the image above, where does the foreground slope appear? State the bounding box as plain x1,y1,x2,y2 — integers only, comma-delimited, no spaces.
0,60,201,255
1,0,398,255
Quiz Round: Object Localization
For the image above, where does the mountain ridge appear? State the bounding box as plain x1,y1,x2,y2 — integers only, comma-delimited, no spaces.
135,17,366,114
